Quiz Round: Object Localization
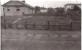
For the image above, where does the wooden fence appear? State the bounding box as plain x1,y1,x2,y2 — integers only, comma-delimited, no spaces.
1,23,74,31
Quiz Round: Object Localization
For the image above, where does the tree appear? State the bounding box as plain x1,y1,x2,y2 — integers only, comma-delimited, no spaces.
47,8,55,15
72,5,81,11
55,7,65,16
34,6,40,14
66,5,81,16
66,5,81,22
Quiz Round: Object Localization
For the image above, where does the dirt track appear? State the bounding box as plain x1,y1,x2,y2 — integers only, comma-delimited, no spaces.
2,29,81,50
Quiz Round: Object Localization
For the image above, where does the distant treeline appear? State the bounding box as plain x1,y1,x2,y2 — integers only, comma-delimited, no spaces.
34,5,81,16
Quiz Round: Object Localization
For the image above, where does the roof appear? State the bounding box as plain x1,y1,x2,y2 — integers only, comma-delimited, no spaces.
65,3,81,6
2,1,34,9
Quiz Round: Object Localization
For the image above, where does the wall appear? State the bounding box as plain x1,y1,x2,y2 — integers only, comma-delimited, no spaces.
2,16,74,31
3,7,33,16
1,14,81,31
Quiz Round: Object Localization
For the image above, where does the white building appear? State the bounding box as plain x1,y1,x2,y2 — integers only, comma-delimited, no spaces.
64,3,81,11
40,7,48,13
2,0,34,16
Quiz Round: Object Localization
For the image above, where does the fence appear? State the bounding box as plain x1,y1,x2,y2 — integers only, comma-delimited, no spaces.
1,23,74,31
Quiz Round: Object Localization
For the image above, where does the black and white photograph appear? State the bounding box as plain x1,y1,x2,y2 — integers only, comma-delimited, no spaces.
0,0,81,50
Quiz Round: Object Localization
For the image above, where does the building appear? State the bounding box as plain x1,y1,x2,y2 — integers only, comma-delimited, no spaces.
34,6,48,14
0,2,3,16
2,0,34,16
40,7,48,13
64,3,81,11
64,3,81,31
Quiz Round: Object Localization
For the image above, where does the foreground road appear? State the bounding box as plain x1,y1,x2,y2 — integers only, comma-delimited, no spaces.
2,29,81,50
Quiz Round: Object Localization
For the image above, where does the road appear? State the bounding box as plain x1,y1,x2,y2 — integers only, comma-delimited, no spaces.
2,29,81,50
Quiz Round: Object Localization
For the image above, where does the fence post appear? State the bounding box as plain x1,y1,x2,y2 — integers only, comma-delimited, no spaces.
33,24,35,29
70,22,72,31
47,21,50,30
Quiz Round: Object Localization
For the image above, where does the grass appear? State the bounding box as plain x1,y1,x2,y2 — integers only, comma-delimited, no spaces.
2,29,81,50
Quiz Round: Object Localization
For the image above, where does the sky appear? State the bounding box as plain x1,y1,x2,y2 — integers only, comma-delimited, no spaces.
0,0,81,8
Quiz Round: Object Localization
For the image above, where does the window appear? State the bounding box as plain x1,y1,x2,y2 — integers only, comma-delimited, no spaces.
7,9,10,11
16,9,20,11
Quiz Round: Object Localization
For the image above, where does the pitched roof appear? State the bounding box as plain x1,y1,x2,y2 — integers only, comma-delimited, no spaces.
65,3,81,6
2,1,34,9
